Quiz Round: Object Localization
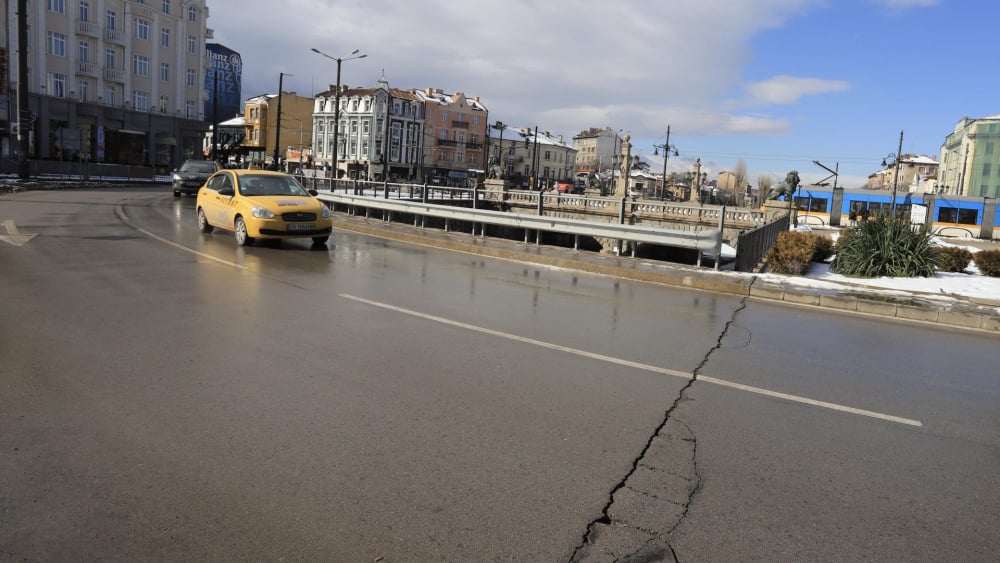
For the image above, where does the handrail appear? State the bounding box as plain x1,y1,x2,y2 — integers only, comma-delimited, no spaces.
315,192,723,253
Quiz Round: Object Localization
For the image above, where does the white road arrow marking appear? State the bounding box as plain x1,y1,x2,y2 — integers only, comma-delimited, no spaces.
0,219,38,247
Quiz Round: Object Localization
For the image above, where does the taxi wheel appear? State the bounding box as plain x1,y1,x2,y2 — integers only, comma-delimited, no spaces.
234,216,255,246
197,208,213,233
173,190,181,198
312,236,329,245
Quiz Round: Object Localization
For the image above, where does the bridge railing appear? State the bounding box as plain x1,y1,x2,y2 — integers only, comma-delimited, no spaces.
315,191,724,264
734,212,791,272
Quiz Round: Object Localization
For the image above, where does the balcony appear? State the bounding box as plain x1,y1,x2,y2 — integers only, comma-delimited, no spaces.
452,121,469,129
77,62,99,76
437,139,457,147
104,28,126,43
103,67,125,83
129,3,154,19
466,143,483,151
77,21,99,36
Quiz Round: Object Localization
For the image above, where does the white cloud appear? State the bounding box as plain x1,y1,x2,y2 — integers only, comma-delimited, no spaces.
209,0,825,140
746,76,850,105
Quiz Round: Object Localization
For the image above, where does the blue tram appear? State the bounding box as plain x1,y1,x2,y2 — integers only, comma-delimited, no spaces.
788,186,999,240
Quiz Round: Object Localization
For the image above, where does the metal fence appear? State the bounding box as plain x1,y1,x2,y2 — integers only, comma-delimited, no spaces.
733,212,791,272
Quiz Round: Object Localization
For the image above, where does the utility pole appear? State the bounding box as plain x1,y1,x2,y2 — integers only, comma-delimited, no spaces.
272,72,290,169
16,0,29,178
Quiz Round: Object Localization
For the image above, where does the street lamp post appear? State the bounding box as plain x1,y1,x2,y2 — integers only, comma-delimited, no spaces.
273,72,292,169
492,121,507,177
880,130,904,215
311,47,367,187
652,125,679,201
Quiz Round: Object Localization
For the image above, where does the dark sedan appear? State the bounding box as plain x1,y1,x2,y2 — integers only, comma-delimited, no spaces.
172,160,221,197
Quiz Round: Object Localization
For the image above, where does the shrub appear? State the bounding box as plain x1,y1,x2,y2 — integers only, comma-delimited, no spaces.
934,247,973,273
766,231,817,275
974,249,1000,277
813,236,835,263
830,213,937,278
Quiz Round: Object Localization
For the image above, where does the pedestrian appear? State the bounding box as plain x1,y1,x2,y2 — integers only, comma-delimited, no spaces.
849,208,858,226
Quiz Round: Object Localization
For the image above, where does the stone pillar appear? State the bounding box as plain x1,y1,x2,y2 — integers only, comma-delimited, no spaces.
688,157,701,202
615,135,631,197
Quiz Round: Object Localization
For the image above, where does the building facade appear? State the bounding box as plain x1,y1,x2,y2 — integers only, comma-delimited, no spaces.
412,88,488,185
242,91,314,168
939,115,1000,198
2,0,213,169
488,126,576,189
572,127,618,174
866,154,939,193
311,76,425,180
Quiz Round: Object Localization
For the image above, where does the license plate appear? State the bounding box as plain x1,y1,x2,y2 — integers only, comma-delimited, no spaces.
287,223,314,231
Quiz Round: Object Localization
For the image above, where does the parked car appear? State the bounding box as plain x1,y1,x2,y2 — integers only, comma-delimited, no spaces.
172,159,221,197
195,169,333,246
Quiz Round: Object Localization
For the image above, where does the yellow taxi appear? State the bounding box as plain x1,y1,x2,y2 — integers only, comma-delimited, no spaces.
195,169,333,246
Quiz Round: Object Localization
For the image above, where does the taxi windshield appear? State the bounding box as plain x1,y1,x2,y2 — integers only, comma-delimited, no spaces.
238,175,310,197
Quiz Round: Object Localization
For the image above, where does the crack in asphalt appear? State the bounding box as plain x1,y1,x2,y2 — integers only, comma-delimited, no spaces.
568,295,751,563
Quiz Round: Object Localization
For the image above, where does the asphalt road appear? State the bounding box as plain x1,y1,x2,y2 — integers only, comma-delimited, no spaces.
1,186,998,562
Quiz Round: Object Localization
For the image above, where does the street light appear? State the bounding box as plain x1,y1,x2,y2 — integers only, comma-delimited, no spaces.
273,72,292,169
652,125,678,201
492,121,507,177
311,47,367,186
880,130,904,215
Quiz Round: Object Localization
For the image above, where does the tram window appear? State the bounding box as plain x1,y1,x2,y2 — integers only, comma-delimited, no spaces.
938,207,979,224
795,197,828,212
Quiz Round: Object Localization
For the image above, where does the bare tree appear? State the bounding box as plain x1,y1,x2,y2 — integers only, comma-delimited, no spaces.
734,159,748,191
758,174,775,191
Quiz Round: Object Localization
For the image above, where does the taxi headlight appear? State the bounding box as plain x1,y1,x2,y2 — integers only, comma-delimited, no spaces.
321,206,331,218
251,207,274,219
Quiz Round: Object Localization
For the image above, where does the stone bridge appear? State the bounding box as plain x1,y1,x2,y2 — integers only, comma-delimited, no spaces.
484,187,766,251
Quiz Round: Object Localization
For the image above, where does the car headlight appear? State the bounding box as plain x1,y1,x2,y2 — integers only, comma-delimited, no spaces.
321,206,331,218
172,174,182,181
251,207,275,219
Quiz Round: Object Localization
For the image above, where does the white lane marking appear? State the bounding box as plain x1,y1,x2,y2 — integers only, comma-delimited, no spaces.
340,293,923,428
1,219,38,246
114,204,247,270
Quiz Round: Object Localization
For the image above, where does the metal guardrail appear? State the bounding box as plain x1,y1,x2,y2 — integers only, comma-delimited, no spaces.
315,191,724,261
734,213,790,272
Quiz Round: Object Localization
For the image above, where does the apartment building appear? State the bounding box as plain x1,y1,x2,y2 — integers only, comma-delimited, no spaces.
411,88,488,185
242,91,313,168
311,75,425,180
488,126,576,189
866,154,939,193
939,115,1000,198
2,0,213,169
572,127,619,174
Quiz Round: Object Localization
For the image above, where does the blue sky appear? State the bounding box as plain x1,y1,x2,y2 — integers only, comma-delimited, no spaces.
213,0,998,188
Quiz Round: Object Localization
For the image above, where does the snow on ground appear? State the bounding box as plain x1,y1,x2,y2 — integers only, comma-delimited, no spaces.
760,236,1000,303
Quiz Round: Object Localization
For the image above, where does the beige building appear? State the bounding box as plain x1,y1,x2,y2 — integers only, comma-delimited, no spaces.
242,92,314,168
2,0,213,169
866,154,938,193
572,127,619,174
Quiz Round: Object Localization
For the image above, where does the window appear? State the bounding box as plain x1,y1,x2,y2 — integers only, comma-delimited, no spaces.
48,0,65,13
133,91,149,111
188,6,197,21
442,110,449,121
159,95,168,112
49,73,67,97
362,121,370,135
185,69,195,87
105,86,116,106
135,18,149,40
78,80,88,101
106,10,116,30
185,100,195,118
473,116,479,126
986,142,995,155
48,32,66,56
78,41,89,62
133,55,149,77
79,1,90,21
939,206,979,225
544,150,551,161
984,163,992,177
162,0,170,13
160,62,169,81
160,28,169,47
187,35,196,53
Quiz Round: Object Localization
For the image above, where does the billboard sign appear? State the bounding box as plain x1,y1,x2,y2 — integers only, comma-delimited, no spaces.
205,44,242,123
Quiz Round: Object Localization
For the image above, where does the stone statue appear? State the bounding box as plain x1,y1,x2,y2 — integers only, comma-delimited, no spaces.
765,170,801,200
487,153,505,179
